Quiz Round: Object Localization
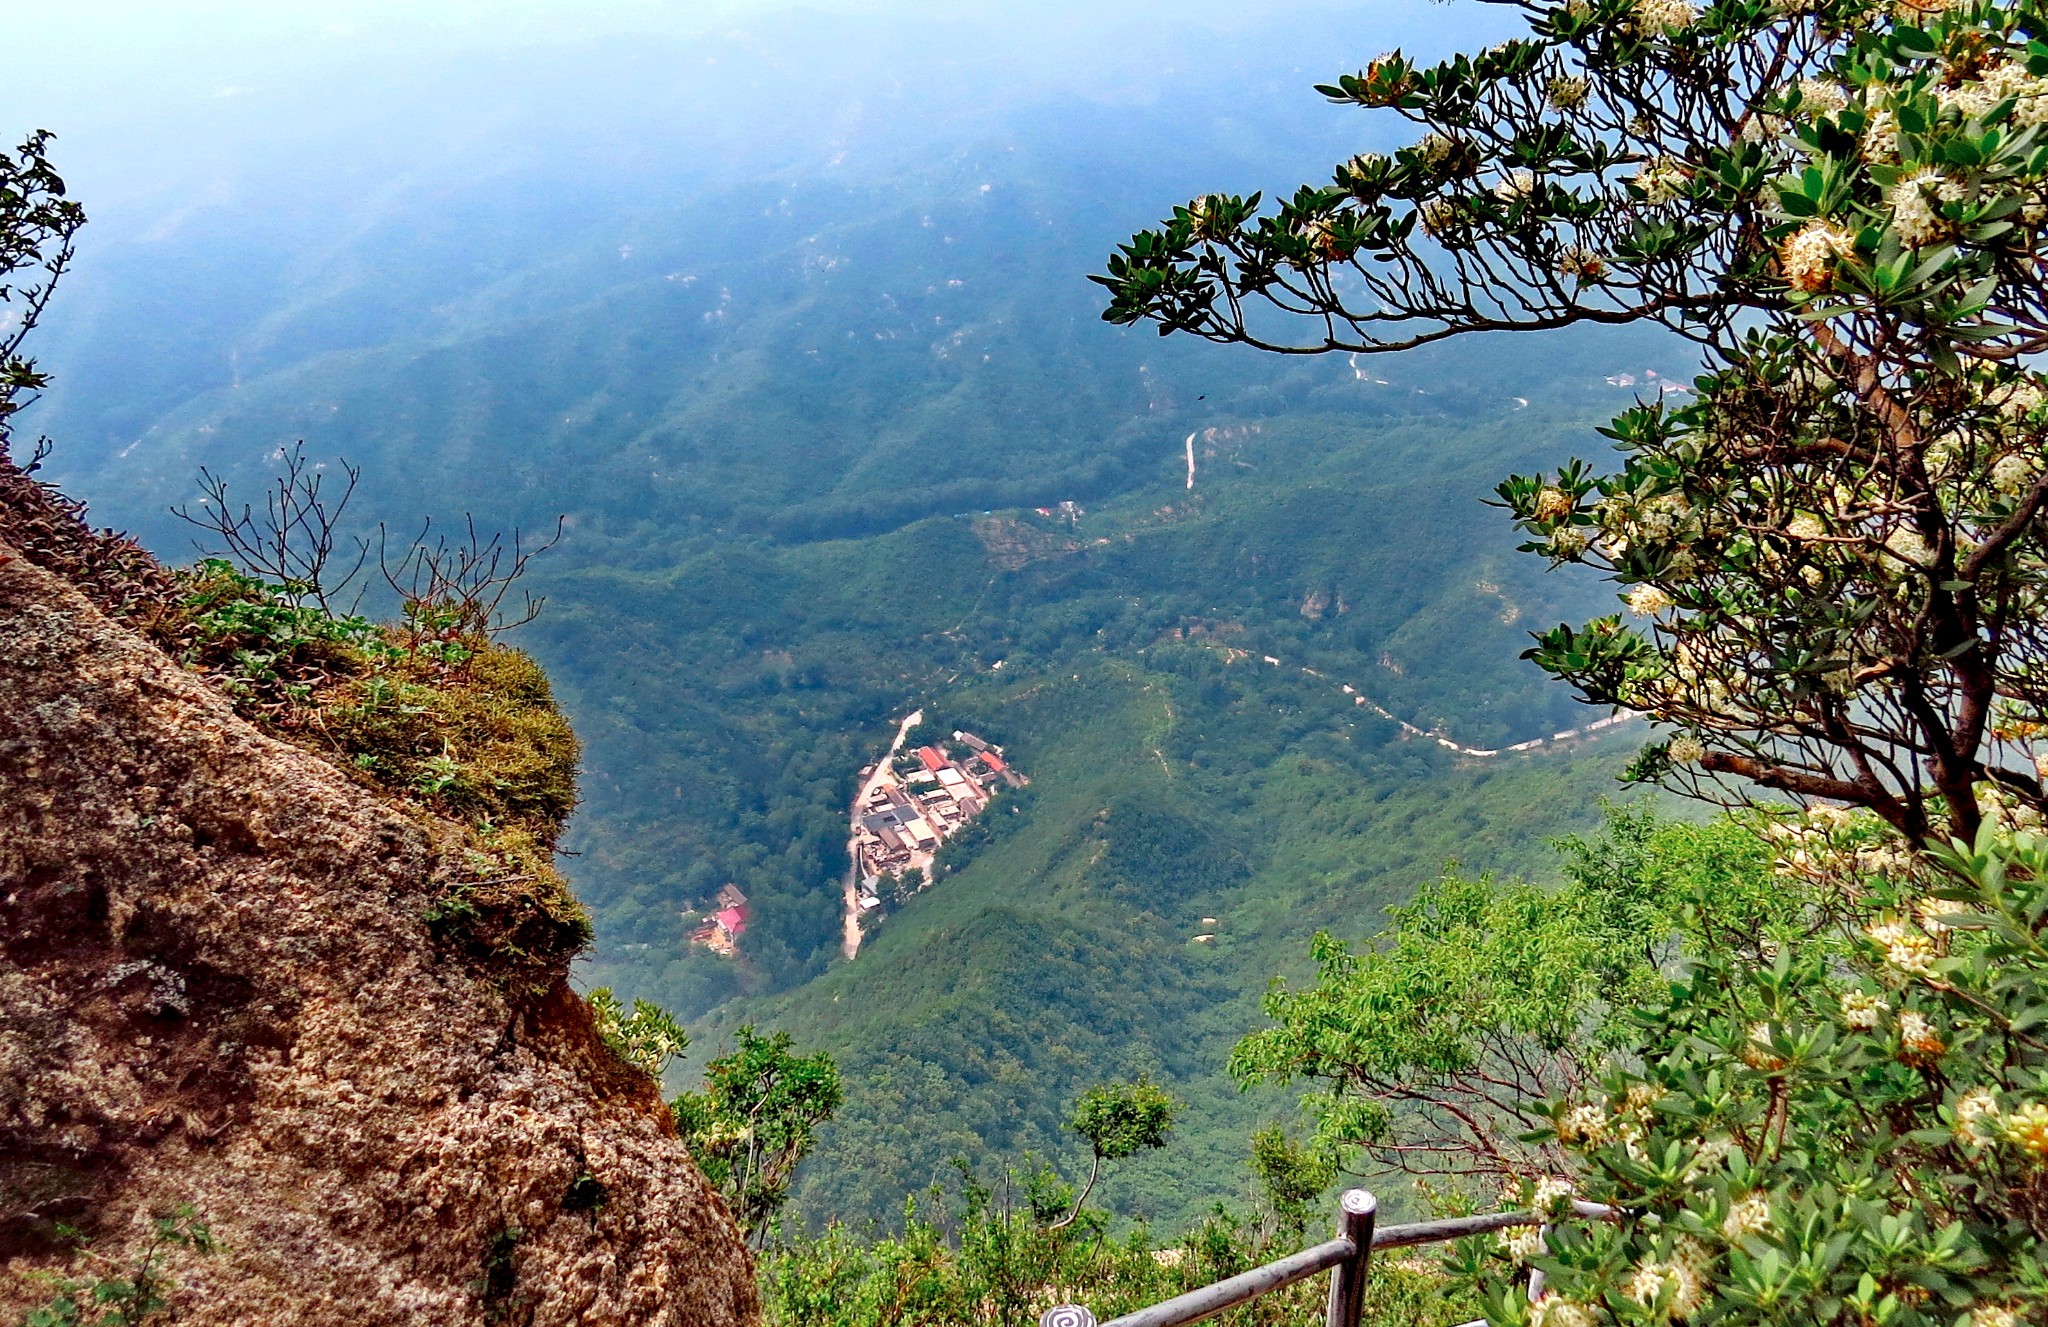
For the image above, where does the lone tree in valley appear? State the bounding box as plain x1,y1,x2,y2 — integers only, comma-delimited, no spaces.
1049,1075,1178,1229
1097,0,2048,846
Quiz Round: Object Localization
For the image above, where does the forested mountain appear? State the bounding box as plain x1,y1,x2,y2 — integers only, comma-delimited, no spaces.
14,0,1685,1231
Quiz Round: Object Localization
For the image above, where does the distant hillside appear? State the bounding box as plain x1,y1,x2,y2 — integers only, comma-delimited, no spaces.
27,51,1689,1237
713,659,1631,1231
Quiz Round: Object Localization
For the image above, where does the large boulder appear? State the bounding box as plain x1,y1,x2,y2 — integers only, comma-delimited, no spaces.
0,478,757,1326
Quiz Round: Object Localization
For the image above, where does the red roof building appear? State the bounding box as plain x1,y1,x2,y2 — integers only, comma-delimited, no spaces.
917,746,949,773
979,750,1007,774
716,905,748,937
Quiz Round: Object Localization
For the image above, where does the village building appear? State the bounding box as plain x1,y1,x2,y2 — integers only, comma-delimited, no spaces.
691,902,748,956
846,727,1025,915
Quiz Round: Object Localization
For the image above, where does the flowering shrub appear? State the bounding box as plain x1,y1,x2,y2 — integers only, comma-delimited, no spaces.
1099,0,2048,845
1102,4,2048,1319
1460,821,2048,1326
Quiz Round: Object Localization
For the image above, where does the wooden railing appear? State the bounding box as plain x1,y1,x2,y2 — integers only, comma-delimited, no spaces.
1037,1189,1617,1327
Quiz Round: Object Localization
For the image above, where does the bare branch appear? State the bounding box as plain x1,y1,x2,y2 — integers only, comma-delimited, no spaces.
171,442,368,614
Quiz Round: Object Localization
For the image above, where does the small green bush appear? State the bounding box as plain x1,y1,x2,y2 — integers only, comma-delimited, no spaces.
760,1170,1472,1327
22,1207,215,1327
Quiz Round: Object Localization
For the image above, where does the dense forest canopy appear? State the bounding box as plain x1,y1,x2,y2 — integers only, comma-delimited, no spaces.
6,0,1680,1230
18,1,2048,1323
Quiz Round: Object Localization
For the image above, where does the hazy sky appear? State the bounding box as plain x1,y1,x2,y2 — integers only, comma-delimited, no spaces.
7,1,1511,212
10,0,1523,503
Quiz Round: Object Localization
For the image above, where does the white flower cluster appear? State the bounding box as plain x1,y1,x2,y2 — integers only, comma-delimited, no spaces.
1494,169,1538,202
1340,155,1388,202
1595,489,1693,557
1682,1136,1736,1181
1530,1300,1595,1327
1797,78,1849,117
1954,1086,2002,1146
1419,133,1459,172
1940,60,2048,130
1742,1021,1787,1072
1667,734,1707,766
1990,378,2046,421
1418,198,1458,241
1912,896,1955,937
1867,919,1938,976
1785,511,1829,542
1970,1307,2022,1327
1294,215,1343,260
1498,1224,1547,1263
1532,1175,1575,1216
1631,0,1696,35
1627,1258,1704,1316
1976,783,2047,834
1637,492,1693,539
1548,74,1590,110
1557,1101,1609,1144
1853,840,1918,877
1882,525,1935,570
1556,246,1607,284
1628,584,1675,617
1651,633,1752,722
1887,171,1963,249
1991,453,2037,495
1634,155,1691,205
1549,526,1592,560
1899,1009,1945,1056
1780,221,1852,294
1841,988,1888,1029
1762,811,1874,885
1721,1192,1773,1240
1860,88,1901,163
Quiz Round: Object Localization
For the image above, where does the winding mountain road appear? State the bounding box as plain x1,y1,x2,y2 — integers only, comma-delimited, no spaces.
1263,652,1638,757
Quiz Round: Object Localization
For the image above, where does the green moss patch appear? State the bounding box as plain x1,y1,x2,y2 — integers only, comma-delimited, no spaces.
157,562,591,988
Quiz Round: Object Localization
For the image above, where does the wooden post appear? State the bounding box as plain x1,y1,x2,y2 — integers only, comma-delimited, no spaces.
1325,1189,1377,1327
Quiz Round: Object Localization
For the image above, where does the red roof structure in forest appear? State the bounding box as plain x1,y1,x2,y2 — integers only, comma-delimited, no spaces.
979,750,1007,773
917,747,948,773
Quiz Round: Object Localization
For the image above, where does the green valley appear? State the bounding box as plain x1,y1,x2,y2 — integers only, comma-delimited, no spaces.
18,0,1684,1242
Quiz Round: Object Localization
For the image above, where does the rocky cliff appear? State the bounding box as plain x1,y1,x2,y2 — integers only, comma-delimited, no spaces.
0,463,758,1326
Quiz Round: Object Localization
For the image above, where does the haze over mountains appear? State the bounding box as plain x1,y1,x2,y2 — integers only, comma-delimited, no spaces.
11,0,1688,1226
